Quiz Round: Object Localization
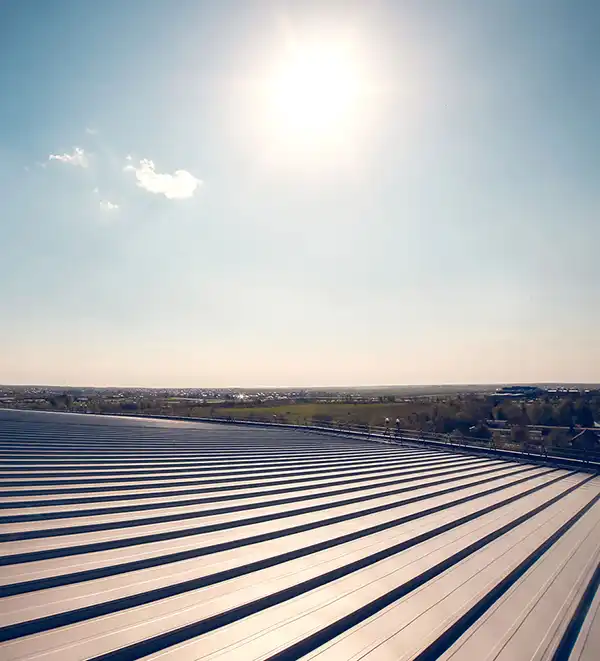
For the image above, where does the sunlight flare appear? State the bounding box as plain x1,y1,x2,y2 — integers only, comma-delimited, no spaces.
265,37,367,146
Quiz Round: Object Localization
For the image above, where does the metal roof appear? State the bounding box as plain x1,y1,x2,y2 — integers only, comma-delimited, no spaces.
0,409,599,661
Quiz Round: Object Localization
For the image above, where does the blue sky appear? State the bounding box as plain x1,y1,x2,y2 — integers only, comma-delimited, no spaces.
1,0,598,387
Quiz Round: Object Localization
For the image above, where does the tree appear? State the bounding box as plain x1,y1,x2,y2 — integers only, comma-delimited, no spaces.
511,425,530,446
454,413,474,435
499,401,523,424
556,399,574,427
493,405,506,420
547,428,570,449
527,402,544,426
574,401,594,428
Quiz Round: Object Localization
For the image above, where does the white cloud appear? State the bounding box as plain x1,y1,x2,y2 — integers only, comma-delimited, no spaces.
85,127,98,135
48,147,88,168
99,200,119,211
124,158,201,200
92,187,99,194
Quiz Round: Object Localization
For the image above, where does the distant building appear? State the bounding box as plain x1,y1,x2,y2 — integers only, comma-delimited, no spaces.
486,419,509,428
495,385,545,398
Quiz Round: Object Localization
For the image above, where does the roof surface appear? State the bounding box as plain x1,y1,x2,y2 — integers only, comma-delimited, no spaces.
0,409,599,661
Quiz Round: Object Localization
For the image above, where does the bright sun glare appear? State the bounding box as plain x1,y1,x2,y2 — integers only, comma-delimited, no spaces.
268,40,363,139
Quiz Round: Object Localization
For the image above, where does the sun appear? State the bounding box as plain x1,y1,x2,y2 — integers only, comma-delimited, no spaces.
267,40,363,139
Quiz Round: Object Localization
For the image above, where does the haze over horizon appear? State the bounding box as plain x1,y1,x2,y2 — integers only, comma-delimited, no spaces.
1,1,599,387
4,380,600,392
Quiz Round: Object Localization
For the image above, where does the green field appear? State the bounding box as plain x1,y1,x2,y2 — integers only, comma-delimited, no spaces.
188,402,433,427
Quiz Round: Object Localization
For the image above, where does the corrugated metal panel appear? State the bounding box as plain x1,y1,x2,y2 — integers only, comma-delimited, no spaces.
0,409,599,661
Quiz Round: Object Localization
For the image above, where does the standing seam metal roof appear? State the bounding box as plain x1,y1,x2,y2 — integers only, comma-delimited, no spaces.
0,409,599,661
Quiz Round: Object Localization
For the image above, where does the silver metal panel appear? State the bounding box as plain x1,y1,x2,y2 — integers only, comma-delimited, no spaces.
1,409,598,661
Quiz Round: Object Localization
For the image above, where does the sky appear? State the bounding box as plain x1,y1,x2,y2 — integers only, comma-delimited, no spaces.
1,0,599,387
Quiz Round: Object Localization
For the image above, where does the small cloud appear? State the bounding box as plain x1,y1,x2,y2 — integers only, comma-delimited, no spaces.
124,158,201,200
125,154,132,161
99,200,119,211
85,127,98,135
48,147,88,168
92,187,99,194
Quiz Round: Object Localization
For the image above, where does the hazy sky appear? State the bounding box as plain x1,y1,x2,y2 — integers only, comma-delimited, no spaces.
1,0,598,387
